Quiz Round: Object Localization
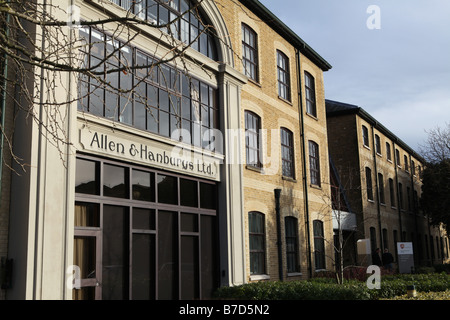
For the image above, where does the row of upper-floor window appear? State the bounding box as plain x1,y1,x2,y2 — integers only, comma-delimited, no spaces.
362,125,423,177
80,3,321,144
108,1,317,115
242,24,319,118
78,26,219,150
245,110,321,186
92,3,320,118
75,156,217,210
365,166,421,214
108,0,218,60
249,212,326,275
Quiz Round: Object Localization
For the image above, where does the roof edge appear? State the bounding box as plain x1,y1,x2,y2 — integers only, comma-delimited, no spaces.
325,99,424,161
238,0,332,71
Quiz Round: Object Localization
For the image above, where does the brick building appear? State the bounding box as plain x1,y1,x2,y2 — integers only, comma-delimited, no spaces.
326,99,449,269
217,0,334,282
0,0,446,301
0,0,334,300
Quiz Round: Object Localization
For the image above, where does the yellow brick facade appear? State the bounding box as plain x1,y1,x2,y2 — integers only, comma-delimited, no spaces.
216,0,334,281
1,0,448,300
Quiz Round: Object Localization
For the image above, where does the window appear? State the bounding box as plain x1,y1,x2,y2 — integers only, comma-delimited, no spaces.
389,178,396,208
404,155,409,171
277,50,290,101
407,186,412,212
245,111,261,168
281,128,295,178
365,167,373,201
411,160,416,176
110,0,217,60
74,156,218,300
399,182,404,210
386,142,392,161
375,134,381,154
396,149,401,167
249,212,266,275
309,141,321,186
413,190,419,213
378,173,385,204
362,125,369,147
78,27,218,150
242,24,258,81
285,217,299,273
304,72,316,117
313,220,325,270
104,164,129,198
75,158,100,195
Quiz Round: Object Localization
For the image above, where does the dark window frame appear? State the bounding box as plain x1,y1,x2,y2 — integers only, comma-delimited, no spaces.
386,142,392,161
313,220,325,270
366,167,373,201
304,71,316,117
308,140,321,186
389,178,396,208
378,172,385,204
285,217,300,273
375,134,381,155
245,111,262,168
281,128,295,179
276,50,291,101
249,211,266,275
362,125,369,147
241,24,259,82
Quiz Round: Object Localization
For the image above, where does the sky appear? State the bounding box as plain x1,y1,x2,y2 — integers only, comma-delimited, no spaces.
259,0,450,153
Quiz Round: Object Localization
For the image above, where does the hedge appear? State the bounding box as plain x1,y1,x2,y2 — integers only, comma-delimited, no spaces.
384,290,450,300
213,273,450,300
371,273,450,299
213,280,371,300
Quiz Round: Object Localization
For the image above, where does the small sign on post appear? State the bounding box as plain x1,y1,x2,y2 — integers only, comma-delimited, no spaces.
397,242,414,273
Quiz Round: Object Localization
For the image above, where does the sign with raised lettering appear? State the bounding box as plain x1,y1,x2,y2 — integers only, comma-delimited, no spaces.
78,124,222,181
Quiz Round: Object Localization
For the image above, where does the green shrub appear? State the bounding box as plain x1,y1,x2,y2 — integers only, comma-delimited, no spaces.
213,280,370,300
369,273,450,299
213,273,450,300
383,290,450,300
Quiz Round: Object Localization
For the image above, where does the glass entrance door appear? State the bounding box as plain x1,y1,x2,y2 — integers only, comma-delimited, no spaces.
74,156,219,300
73,233,101,300
102,205,128,299
73,202,101,300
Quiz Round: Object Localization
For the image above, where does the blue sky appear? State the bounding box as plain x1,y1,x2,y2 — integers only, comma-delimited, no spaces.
259,0,450,152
